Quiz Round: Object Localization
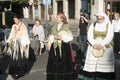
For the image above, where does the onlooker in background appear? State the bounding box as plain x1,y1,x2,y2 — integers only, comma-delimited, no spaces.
112,12,120,80
77,14,88,80
32,20,45,56
78,14,88,54
106,10,111,19
78,12,115,80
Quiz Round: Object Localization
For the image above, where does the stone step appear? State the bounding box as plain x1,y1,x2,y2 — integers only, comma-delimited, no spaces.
70,25,78,36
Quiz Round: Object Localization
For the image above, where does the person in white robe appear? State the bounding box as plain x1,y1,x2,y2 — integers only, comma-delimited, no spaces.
6,16,30,60
83,12,115,73
32,20,45,56
6,16,30,79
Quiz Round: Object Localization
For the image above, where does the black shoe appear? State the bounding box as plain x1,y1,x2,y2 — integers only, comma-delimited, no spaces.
12,74,19,79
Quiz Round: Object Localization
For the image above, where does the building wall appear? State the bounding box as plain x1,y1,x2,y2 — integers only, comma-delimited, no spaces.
30,0,111,22
52,0,88,20
90,0,105,21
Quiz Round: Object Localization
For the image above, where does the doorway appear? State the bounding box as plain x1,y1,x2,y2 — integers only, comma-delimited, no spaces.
57,1,63,12
68,0,75,19
105,0,120,20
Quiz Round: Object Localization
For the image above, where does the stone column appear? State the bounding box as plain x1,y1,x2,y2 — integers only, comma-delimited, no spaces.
98,0,104,12
90,0,104,21
63,0,69,20
2,11,5,25
75,0,81,19
32,5,35,20
44,5,49,21
53,0,57,21
38,4,41,20
90,0,98,21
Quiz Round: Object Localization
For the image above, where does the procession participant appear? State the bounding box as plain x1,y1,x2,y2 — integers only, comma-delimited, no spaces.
46,12,76,80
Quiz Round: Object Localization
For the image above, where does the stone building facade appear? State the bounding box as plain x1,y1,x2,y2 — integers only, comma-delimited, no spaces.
1,0,120,23
31,0,89,21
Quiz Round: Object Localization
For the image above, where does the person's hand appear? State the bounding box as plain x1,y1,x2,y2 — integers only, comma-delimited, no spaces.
46,41,51,51
34,34,38,37
93,44,98,49
118,51,120,54
93,44,103,50
54,35,62,40
97,45,103,50
43,40,47,43
80,16,84,18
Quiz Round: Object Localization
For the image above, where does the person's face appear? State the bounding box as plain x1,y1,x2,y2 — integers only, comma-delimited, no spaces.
97,16,104,23
13,18,20,25
114,14,119,20
56,15,62,23
35,21,40,26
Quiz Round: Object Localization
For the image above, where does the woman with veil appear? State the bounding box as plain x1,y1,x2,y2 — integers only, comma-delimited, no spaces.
77,12,115,80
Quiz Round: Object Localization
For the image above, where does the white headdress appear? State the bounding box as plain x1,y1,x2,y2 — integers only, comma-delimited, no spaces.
96,12,111,24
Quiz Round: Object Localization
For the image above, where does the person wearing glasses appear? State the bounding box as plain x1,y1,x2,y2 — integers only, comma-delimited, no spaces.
78,12,115,80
